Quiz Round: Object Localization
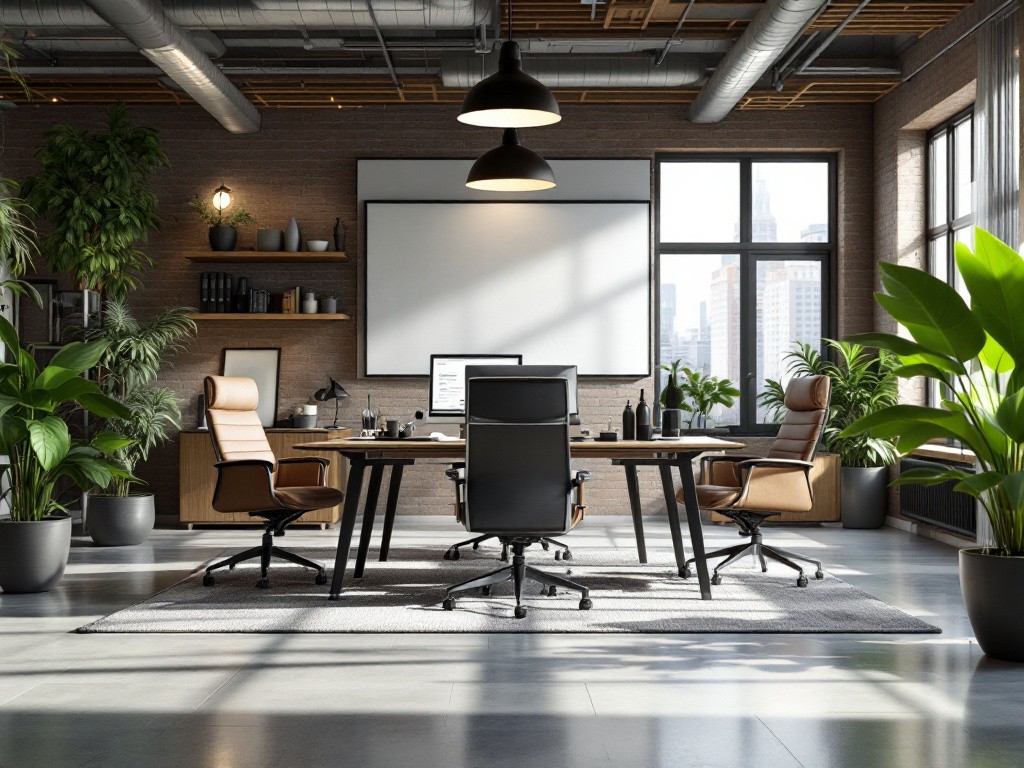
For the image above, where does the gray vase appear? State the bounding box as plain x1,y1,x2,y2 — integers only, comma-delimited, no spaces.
284,217,300,252
87,494,155,546
960,548,1024,662
0,513,72,593
840,466,889,529
256,228,283,252
320,297,337,314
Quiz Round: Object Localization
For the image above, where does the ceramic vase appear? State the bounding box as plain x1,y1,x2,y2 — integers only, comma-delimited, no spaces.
284,217,300,252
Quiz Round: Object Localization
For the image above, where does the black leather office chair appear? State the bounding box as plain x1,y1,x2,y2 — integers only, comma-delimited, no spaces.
443,376,591,619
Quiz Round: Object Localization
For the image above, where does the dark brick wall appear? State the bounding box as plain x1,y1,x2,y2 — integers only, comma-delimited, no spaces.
2,102,874,517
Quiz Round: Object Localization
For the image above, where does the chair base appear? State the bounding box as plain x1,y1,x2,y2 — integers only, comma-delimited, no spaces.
202,519,326,589
443,534,572,562
443,540,591,619
683,528,824,588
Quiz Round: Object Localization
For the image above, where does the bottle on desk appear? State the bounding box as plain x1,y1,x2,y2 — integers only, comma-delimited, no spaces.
622,399,636,440
636,389,652,440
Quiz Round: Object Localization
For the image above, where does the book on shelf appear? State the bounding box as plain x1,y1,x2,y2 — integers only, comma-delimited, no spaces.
200,272,210,313
215,273,224,313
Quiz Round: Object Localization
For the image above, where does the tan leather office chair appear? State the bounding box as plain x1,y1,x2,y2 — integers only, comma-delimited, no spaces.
201,375,345,589
680,375,831,588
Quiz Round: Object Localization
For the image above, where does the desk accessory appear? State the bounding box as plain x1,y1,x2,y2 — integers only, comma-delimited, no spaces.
320,296,337,314
597,431,618,441
306,240,329,252
314,378,349,428
256,229,282,251
302,292,318,314
622,399,635,440
636,389,652,440
361,394,377,433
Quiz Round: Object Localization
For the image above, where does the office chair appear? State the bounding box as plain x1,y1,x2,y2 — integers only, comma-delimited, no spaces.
443,376,592,619
201,375,345,589
681,375,831,588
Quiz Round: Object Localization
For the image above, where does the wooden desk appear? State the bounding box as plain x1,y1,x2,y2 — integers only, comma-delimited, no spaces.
298,436,744,601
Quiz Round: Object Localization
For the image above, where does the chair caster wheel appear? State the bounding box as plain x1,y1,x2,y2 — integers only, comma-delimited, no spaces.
443,598,455,611
257,578,270,589
563,550,572,561
711,574,722,586
546,585,557,596
451,549,461,561
481,586,491,596
500,550,509,563
578,598,592,610
815,570,824,580
680,566,692,579
202,574,214,587
472,542,480,550
228,564,235,571
541,540,550,551
762,567,768,573
514,606,527,619
315,571,328,585
444,547,460,561
797,575,809,588
554,551,562,561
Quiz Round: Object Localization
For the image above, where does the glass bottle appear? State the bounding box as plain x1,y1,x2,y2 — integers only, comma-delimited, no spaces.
636,389,652,440
622,399,636,440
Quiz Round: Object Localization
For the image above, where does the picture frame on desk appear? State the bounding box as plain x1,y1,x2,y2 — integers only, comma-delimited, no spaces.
221,347,281,428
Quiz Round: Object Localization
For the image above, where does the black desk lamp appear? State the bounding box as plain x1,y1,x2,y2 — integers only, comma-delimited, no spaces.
314,378,349,428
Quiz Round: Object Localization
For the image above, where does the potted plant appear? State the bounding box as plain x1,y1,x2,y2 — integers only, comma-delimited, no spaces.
0,179,41,311
188,196,255,252
760,341,900,528
843,228,1024,661
675,366,740,433
21,104,168,299
659,359,685,436
82,301,195,546
0,317,134,592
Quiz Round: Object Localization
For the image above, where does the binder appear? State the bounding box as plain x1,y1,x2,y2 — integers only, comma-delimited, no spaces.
200,273,210,312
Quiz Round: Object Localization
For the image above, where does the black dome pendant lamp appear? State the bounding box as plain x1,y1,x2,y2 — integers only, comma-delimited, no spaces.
458,0,560,128
466,128,556,192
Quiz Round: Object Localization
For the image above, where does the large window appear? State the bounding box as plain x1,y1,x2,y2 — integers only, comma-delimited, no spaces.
656,155,836,428
927,108,974,298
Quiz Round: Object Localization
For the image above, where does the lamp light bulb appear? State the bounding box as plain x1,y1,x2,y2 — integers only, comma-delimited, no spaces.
212,185,232,211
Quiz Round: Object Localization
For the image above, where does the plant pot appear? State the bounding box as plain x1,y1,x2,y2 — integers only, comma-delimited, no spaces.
0,513,72,593
840,465,889,529
256,228,282,251
209,226,237,251
87,493,155,546
661,408,682,437
960,548,1024,662
320,297,338,314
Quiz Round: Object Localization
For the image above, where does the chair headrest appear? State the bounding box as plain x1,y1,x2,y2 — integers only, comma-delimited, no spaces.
784,375,831,411
205,375,260,411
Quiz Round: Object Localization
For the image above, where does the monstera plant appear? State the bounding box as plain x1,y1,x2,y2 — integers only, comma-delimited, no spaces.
842,228,1024,661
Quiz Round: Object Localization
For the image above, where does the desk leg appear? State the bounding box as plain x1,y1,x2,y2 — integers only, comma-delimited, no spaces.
379,463,405,562
677,458,711,600
658,464,688,577
354,464,385,579
623,463,647,564
329,457,366,600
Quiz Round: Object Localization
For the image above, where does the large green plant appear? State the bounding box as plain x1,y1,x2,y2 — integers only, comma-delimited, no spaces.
22,104,168,299
0,316,134,522
842,228,1024,556
84,301,196,497
760,340,900,467
673,366,740,428
0,179,40,311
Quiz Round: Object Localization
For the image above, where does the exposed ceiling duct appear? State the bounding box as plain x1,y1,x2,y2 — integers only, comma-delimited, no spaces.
0,0,495,31
81,0,260,133
17,30,226,57
688,0,828,123
442,53,707,89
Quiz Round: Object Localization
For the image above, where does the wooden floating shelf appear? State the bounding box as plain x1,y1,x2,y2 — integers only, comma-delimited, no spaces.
188,313,351,321
183,251,348,263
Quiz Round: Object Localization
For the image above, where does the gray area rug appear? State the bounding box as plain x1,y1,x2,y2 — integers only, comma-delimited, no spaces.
79,546,939,634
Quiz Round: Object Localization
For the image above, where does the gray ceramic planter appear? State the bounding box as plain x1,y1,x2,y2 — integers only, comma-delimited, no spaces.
87,494,155,546
840,466,889,529
0,513,72,593
960,548,1024,662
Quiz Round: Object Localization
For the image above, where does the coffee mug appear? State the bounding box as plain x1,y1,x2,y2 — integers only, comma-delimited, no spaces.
385,419,400,438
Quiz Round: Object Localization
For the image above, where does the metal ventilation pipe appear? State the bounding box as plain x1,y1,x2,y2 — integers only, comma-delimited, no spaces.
688,0,828,123
82,0,260,133
441,53,707,89
0,0,495,30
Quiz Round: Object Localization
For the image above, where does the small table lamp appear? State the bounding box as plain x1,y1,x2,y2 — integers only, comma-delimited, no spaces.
314,378,349,428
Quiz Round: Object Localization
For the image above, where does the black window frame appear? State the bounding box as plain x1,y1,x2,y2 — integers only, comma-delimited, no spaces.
926,107,974,286
654,152,839,429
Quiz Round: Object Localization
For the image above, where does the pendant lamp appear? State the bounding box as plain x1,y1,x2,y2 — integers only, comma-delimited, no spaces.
458,0,560,128
466,128,556,192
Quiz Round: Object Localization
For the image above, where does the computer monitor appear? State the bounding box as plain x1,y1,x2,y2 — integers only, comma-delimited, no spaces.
465,364,579,417
428,354,523,419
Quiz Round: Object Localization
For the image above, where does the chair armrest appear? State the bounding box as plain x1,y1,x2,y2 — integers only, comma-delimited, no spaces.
700,454,760,485
445,467,465,482
736,458,814,470
276,457,329,487
212,460,284,514
573,470,592,486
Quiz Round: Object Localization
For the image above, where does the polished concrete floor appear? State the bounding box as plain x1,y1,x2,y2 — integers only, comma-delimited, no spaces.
1,516,1022,768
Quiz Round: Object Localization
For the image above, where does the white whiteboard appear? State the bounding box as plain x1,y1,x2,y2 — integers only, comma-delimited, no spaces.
365,202,650,376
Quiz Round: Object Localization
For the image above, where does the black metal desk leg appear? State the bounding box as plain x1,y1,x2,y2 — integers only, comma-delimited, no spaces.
658,464,688,577
354,464,385,578
623,463,647,564
379,463,405,562
676,458,711,600
329,456,366,600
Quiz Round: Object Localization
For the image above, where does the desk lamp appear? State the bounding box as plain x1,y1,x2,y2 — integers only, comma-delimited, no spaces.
314,378,349,428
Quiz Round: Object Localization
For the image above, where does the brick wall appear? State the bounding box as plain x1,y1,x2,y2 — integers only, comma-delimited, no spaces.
2,102,874,518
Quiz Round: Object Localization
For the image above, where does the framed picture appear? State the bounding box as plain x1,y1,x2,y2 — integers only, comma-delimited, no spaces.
15,279,57,346
221,347,281,428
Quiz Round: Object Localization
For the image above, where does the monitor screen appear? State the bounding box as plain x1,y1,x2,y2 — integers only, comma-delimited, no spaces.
465,364,579,417
428,354,522,418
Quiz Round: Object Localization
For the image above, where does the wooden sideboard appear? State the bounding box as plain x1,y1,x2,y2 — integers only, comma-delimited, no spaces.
710,453,841,524
178,428,351,528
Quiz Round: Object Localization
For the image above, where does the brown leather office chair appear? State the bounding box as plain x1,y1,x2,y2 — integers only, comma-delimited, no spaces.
201,375,345,589
680,375,831,588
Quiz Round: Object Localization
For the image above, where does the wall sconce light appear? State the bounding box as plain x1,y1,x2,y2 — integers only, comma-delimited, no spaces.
212,184,232,211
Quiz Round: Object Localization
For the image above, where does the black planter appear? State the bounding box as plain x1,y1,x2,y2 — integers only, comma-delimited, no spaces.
840,466,889,529
87,493,155,546
661,409,682,437
0,513,72,593
960,548,1024,662
209,226,237,251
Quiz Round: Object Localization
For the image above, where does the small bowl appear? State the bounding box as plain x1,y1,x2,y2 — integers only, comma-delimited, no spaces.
306,240,329,252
